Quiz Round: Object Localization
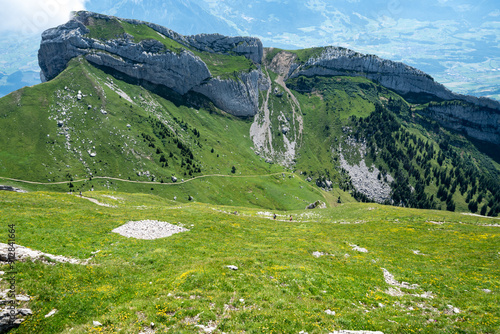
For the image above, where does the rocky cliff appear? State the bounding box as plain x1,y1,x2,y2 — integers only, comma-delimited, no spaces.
38,11,265,117
421,102,500,145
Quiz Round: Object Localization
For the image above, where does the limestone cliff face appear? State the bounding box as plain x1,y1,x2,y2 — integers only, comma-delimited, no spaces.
193,70,262,117
288,47,498,107
38,11,264,116
422,102,500,145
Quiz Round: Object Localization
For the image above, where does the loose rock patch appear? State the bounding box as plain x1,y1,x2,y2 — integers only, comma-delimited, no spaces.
112,220,189,240
0,243,92,265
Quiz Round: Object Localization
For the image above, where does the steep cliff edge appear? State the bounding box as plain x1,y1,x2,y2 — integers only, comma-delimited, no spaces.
38,11,265,117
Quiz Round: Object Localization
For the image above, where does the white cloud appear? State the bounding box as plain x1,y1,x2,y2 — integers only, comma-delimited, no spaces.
305,0,328,12
456,4,474,12
488,9,500,17
297,26,317,33
0,0,87,35
241,14,255,23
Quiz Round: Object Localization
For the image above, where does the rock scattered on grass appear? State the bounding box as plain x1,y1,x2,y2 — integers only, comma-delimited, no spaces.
312,251,334,258
0,243,92,265
382,268,418,289
349,244,368,253
446,305,460,314
45,309,58,318
412,250,426,255
0,308,32,332
306,200,326,209
382,268,434,299
226,265,238,270
195,323,217,333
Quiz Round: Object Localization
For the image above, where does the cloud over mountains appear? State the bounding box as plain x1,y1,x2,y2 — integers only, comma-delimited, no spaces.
0,0,87,35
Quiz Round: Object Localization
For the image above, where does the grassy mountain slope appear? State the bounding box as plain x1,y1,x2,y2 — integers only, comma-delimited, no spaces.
0,57,344,210
1,190,499,333
0,56,272,181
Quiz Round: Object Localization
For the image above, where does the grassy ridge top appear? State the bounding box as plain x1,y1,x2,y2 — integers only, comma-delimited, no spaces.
1,190,499,333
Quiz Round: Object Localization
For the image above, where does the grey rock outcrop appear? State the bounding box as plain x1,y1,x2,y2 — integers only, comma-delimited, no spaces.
288,47,500,108
38,11,264,116
306,200,327,209
185,34,263,64
0,308,32,332
421,102,500,145
193,70,261,117
0,185,26,193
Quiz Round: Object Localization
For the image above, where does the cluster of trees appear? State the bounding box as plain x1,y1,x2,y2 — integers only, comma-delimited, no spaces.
351,104,434,209
140,116,202,176
350,102,500,216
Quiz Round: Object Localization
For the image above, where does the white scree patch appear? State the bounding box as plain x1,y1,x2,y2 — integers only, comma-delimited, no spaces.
112,220,189,240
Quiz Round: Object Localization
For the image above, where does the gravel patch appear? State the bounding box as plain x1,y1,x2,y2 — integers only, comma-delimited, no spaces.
112,220,189,240
382,268,418,289
338,137,393,203
382,268,434,299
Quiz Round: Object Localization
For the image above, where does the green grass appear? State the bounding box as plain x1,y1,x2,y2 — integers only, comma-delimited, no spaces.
86,17,125,41
0,172,330,211
1,190,499,333
287,47,327,64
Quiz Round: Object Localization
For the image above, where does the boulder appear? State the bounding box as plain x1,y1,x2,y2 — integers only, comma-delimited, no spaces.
306,200,327,209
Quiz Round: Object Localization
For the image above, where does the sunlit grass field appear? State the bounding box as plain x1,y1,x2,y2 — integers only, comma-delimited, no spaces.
1,190,498,333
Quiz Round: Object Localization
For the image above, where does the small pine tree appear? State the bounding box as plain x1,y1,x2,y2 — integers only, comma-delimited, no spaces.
231,166,236,174
446,199,456,212
468,200,478,213
480,203,488,216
